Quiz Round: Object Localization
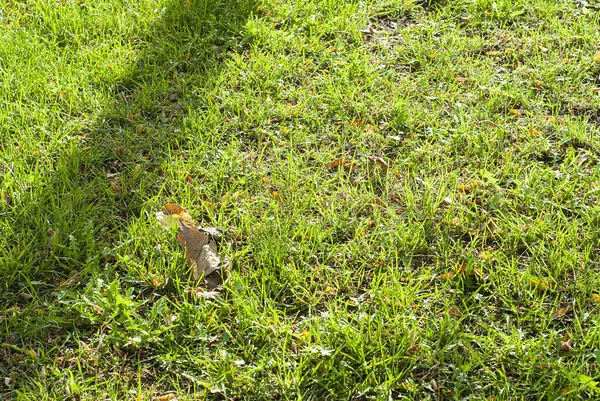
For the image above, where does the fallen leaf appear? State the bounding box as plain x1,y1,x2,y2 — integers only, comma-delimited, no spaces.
447,306,461,317
438,272,455,280
509,109,522,117
4,377,10,386
553,307,568,319
156,203,198,230
272,191,282,202
198,227,223,239
325,158,353,169
561,333,573,352
593,293,600,303
158,394,177,401
28,349,38,360
594,51,600,62
456,184,471,192
528,276,553,292
177,224,220,280
192,288,220,299
111,179,122,195
323,284,337,294
367,156,389,172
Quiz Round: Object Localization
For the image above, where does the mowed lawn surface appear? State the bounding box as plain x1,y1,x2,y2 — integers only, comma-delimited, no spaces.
2,0,600,399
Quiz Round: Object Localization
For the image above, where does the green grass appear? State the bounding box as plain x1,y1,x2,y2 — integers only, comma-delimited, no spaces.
2,0,600,399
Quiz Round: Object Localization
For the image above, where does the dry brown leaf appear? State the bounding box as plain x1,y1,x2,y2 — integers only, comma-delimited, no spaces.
447,306,461,317
156,203,198,230
325,158,353,169
553,307,568,319
177,224,220,280
438,272,455,280
158,394,177,401
111,179,121,195
367,156,389,172
560,333,573,352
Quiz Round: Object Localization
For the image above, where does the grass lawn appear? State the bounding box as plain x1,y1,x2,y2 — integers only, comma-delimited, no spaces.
2,0,600,399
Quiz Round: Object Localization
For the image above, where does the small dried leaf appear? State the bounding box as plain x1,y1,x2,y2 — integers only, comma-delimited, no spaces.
325,158,353,169
560,333,573,352
158,394,177,401
447,306,461,317
528,276,553,292
28,349,38,360
156,203,198,230
323,284,337,294
4,377,10,386
366,156,389,172
553,307,568,319
438,272,455,280
272,191,282,202
594,51,600,62
593,293,600,303
111,180,121,195
155,211,179,230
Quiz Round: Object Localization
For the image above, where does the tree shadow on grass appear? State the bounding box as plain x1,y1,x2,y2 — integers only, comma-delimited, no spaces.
1,0,256,396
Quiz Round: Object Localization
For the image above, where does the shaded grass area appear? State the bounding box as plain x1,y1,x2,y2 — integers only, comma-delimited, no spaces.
2,0,600,399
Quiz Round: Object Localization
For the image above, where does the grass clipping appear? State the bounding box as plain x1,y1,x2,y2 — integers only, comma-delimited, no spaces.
156,203,225,290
